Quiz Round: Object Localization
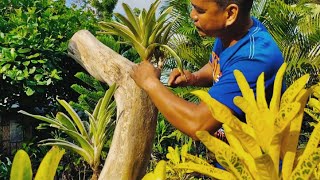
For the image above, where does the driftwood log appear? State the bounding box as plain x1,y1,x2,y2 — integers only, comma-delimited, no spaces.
68,30,158,180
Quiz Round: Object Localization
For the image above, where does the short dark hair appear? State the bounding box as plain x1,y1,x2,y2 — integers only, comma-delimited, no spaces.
214,0,253,16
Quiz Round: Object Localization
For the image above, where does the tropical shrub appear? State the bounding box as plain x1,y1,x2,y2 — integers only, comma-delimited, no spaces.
256,0,320,85
19,84,117,180
10,146,64,180
70,72,107,112
0,157,11,180
144,63,320,179
0,0,99,112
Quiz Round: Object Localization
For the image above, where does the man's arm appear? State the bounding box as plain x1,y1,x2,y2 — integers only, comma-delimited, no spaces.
168,62,213,87
130,61,221,140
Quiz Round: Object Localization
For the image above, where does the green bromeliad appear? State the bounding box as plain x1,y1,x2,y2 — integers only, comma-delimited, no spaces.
19,84,117,180
99,0,186,79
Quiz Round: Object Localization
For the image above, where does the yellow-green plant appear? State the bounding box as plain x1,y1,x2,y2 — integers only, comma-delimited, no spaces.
10,146,64,180
99,0,185,77
305,82,320,123
144,63,320,179
19,84,117,180
145,144,236,179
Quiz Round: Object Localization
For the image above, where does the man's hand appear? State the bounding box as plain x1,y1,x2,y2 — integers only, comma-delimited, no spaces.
130,61,161,90
168,68,196,87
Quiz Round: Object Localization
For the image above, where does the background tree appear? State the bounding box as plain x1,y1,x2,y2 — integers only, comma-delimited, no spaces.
0,0,98,114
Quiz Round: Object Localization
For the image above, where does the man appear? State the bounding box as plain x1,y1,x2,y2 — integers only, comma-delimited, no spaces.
130,0,283,140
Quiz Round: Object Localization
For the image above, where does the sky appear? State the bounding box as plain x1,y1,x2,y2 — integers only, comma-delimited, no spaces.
114,0,156,14
66,0,157,14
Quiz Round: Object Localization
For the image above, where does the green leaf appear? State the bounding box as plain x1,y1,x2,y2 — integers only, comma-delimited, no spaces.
0,64,11,73
34,146,65,180
57,99,89,138
26,53,40,59
25,87,35,96
22,61,30,66
122,3,141,33
56,112,77,132
28,67,36,74
40,140,92,165
160,45,185,76
10,150,32,180
98,83,117,120
18,110,62,127
17,48,31,54
34,74,43,81
62,129,94,157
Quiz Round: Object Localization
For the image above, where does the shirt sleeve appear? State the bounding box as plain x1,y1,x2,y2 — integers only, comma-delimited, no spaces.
208,58,277,118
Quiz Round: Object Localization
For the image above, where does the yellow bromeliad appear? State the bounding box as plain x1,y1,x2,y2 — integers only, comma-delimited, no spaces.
144,63,320,179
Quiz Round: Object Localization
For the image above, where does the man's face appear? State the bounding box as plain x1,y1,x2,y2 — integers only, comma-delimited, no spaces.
190,0,227,37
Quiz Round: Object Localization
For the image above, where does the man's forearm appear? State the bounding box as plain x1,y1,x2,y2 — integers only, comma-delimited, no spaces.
143,79,220,139
192,63,213,87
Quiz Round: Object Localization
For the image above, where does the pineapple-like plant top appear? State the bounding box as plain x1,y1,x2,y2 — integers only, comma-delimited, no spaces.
99,0,186,79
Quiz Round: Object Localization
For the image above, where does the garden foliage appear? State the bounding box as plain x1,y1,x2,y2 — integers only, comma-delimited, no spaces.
19,84,117,179
70,72,107,112
0,0,98,111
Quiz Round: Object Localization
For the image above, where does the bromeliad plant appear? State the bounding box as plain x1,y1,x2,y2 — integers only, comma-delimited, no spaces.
19,84,117,180
99,0,185,78
145,63,320,179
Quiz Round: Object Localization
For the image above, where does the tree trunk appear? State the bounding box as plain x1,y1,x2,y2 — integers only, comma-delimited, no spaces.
68,30,158,180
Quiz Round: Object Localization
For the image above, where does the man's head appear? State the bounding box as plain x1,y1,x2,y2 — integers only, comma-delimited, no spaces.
190,0,253,38
214,0,253,17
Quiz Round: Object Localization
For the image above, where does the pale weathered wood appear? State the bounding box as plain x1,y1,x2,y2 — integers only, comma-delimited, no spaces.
68,30,158,180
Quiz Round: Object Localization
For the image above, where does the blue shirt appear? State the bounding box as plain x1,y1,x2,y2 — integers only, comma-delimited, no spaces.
208,17,284,119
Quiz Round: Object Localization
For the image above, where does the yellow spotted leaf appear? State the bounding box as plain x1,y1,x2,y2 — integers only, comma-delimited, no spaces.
233,96,268,141
296,119,320,169
224,125,258,177
313,163,320,180
142,161,167,180
228,127,262,158
280,74,310,107
234,70,257,129
153,160,166,180
233,96,258,131
196,131,253,180
192,90,242,129
290,148,320,180
233,70,256,107
270,63,287,114
256,72,268,110
281,89,310,180
182,153,211,166
174,162,236,180
254,154,278,180
166,146,180,165
308,98,320,112
274,102,301,133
